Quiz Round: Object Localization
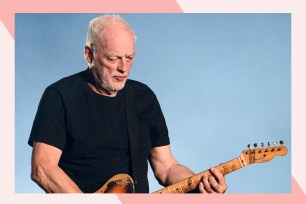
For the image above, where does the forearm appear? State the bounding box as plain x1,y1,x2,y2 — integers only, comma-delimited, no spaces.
150,145,227,193
31,142,83,193
150,146,195,186
31,164,82,193
163,163,195,186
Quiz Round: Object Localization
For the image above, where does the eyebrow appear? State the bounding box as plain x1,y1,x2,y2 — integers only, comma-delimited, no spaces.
106,52,135,58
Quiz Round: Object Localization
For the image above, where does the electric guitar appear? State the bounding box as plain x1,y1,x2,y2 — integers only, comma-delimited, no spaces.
94,141,288,194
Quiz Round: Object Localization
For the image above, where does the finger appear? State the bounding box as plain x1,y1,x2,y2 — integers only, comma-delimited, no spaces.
198,181,207,193
210,167,226,185
202,176,215,194
208,176,224,193
209,168,227,193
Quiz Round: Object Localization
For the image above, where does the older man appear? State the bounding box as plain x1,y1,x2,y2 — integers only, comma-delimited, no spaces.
29,15,227,193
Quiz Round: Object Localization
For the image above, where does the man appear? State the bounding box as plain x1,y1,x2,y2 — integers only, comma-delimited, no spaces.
29,15,227,193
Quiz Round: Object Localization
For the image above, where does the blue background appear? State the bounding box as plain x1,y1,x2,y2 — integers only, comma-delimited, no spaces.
15,13,291,193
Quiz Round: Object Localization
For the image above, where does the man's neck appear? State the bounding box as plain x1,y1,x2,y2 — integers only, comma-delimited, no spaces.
87,82,118,97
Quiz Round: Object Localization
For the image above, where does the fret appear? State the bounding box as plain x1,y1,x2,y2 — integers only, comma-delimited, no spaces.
229,162,234,171
204,171,208,177
172,185,177,193
240,154,246,166
197,174,201,181
190,177,194,187
172,183,183,193
186,177,196,191
219,162,233,175
219,164,225,175
178,182,183,192
184,179,188,188
180,179,188,192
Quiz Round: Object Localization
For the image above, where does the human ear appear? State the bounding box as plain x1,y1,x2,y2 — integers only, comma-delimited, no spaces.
84,46,94,64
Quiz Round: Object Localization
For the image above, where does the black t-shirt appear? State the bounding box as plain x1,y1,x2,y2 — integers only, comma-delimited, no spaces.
28,69,170,193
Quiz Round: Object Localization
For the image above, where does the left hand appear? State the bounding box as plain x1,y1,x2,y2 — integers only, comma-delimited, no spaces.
198,167,227,193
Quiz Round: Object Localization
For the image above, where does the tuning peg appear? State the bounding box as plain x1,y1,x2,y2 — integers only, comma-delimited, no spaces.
261,142,264,147
247,144,252,149
268,142,271,147
254,143,258,148
273,141,278,146
280,140,284,145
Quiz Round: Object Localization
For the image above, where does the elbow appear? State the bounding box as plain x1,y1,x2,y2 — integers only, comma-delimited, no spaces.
151,162,179,186
31,164,45,185
154,169,170,187
31,165,51,193
154,172,164,186
31,164,50,193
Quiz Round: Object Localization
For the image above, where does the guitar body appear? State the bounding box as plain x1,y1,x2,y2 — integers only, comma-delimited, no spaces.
94,174,135,193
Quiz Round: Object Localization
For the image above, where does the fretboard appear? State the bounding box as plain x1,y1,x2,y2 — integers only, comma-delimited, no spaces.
152,156,246,194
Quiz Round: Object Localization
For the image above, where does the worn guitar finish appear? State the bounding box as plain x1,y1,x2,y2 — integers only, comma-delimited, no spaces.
95,143,288,194
94,174,135,193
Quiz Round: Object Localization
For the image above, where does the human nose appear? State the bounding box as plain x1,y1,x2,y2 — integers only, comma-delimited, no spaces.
117,58,128,72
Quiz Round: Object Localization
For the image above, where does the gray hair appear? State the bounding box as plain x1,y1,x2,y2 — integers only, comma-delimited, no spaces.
85,15,136,54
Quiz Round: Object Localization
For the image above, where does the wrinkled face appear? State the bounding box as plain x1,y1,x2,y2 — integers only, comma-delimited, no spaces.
88,25,135,96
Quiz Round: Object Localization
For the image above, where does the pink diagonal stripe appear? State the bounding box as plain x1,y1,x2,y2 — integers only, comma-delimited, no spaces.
0,0,182,38
117,177,305,204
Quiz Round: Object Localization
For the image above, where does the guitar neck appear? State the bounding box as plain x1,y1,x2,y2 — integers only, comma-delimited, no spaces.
93,144,286,194
152,156,246,194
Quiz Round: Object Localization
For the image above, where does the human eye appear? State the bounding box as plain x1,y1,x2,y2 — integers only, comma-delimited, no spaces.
126,55,134,62
105,56,119,64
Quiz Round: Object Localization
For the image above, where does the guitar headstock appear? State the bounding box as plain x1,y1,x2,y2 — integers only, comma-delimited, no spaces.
241,141,288,165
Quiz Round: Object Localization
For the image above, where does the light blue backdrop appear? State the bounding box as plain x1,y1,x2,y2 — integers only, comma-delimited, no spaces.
15,14,291,193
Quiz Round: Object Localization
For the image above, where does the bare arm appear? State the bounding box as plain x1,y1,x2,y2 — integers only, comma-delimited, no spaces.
31,142,83,193
149,145,194,186
149,145,227,193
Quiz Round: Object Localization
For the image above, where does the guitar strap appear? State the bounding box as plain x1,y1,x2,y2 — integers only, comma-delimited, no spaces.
124,83,138,190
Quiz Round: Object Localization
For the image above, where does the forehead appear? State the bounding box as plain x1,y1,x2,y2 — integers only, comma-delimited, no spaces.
98,25,135,55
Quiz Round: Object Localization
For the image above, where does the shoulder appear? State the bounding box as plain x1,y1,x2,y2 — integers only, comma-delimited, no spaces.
49,70,85,89
124,79,162,113
46,70,86,94
125,79,156,99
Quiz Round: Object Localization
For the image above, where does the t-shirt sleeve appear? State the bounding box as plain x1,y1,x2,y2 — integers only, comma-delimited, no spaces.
149,93,170,147
28,87,66,150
